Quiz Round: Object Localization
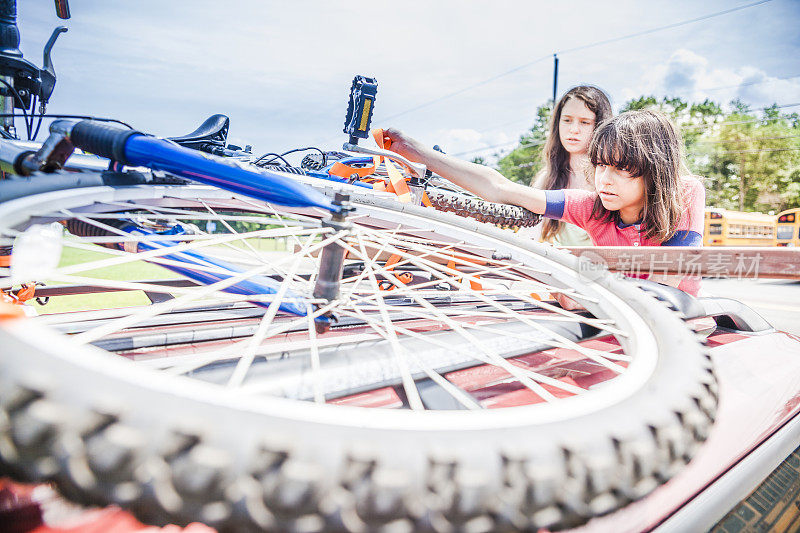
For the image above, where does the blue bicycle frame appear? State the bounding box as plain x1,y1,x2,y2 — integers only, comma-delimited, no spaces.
117,224,310,317
28,120,345,321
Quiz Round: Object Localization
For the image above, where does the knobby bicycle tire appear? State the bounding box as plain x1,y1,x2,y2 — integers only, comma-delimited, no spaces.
0,177,716,532
426,190,540,229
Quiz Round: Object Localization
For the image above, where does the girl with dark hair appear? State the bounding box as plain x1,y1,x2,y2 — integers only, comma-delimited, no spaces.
532,85,613,245
381,110,705,298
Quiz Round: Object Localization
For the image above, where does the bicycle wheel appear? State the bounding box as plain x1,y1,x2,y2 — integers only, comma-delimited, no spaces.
0,179,716,532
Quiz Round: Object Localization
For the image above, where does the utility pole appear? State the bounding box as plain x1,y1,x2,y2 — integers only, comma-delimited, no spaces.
552,54,559,104
739,154,746,211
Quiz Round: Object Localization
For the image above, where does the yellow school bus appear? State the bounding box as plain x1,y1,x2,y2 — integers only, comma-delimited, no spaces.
703,208,776,246
776,207,800,247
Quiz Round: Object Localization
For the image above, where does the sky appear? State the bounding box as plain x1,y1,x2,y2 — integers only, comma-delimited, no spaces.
18,0,800,163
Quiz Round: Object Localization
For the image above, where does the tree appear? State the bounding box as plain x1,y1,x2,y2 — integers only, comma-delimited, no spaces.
496,103,552,184
621,96,800,212
695,101,800,212
488,94,800,213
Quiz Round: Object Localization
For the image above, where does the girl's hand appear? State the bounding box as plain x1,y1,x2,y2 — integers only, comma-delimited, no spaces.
381,128,427,163
379,127,547,214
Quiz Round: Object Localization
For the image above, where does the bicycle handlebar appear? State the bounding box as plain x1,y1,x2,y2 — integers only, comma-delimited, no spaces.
26,119,342,213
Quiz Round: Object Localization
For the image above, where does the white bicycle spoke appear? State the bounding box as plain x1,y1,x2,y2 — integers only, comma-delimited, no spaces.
347,229,624,341
156,300,341,375
69,228,340,345
341,306,482,410
380,248,627,373
57,223,324,278
226,230,335,388
353,230,424,410
339,306,587,399
5,190,650,414
346,229,557,402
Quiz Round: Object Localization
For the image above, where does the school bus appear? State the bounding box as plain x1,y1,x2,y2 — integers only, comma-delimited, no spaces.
776,207,800,246
703,208,777,246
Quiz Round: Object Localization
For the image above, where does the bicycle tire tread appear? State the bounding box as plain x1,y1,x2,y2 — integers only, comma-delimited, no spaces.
427,190,541,229
0,350,715,531
0,184,717,532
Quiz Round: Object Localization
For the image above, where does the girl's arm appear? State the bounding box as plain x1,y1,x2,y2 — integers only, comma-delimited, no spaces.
382,128,547,213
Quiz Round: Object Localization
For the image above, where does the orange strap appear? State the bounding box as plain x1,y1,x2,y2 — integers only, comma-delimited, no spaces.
371,128,430,205
329,157,379,180
379,271,413,291
371,128,416,176
0,254,10,267
372,128,392,150
371,128,413,203
384,253,402,270
378,253,404,291
15,283,36,303
446,258,482,291
421,192,432,207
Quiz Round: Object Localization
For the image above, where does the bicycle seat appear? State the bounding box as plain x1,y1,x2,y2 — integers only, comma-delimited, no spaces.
169,114,229,148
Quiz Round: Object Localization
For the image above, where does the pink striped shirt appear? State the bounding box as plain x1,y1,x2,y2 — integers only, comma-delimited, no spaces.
543,176,705,295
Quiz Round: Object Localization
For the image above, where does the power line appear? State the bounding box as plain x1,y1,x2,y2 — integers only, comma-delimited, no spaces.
380,54,552,122
556,0,774,56
695,146,800,155
453,138,545,157
456,98,799,159
454,106,800,158
500,145,800,172
380,0,775,122
694,134,800,145
683,117,779,130
682,102,800,129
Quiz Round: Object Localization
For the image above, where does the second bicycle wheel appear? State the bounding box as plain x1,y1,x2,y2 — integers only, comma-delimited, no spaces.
0,180,716,532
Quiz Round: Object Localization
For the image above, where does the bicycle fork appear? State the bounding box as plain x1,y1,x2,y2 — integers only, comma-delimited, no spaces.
313,193,352,333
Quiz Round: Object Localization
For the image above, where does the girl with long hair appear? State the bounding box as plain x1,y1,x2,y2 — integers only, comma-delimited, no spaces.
381,110,705,298
533,85,612,245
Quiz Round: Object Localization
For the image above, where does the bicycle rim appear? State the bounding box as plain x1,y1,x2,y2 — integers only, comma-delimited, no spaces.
0,182,716,531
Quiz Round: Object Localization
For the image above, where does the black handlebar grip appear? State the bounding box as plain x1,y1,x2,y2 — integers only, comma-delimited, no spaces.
0,0,16,21
54,0,71,20
70,121,140,164
0,0,21,58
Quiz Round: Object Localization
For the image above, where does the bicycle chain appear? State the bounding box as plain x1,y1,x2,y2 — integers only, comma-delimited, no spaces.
0,327,716,533
426,191,541,229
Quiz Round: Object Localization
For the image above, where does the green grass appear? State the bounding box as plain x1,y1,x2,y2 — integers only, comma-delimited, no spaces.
28,234,290,315
31,244,179,314
222,237,288,252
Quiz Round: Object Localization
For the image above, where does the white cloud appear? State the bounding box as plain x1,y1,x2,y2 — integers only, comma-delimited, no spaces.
661,49,709,95
627,49,800,109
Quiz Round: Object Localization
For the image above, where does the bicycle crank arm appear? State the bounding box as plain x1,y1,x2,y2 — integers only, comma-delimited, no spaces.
342,142,427,178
